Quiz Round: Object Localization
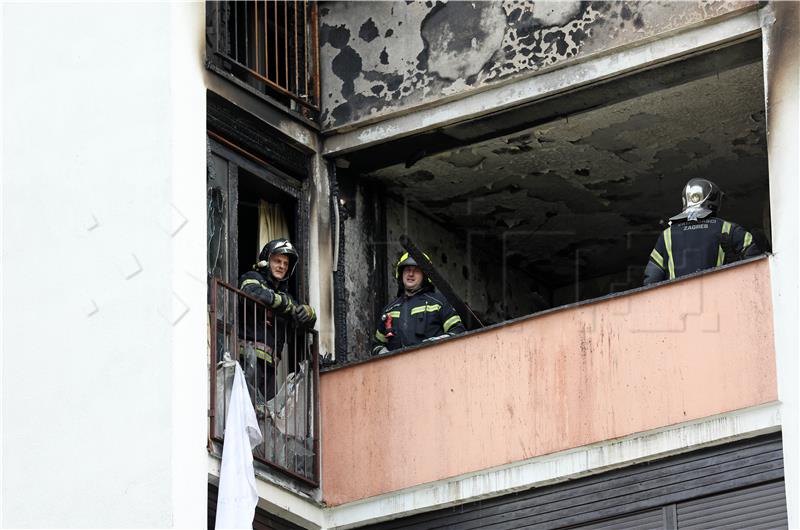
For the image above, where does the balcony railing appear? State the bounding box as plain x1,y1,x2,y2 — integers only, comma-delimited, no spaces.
207,1,320,115
210,278,319,486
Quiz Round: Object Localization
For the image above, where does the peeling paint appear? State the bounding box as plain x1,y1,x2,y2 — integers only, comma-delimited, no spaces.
319,0,755,129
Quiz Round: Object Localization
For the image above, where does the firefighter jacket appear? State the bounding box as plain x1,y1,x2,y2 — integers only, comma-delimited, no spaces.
643,217,759,285
238,270,297,364
372,286,466,355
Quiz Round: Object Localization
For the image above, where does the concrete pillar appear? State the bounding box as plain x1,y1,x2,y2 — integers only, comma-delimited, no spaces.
762,2,800,526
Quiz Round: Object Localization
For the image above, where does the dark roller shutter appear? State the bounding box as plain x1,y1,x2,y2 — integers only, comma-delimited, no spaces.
363,432,787,530
571,507,663,530
677,480,788,530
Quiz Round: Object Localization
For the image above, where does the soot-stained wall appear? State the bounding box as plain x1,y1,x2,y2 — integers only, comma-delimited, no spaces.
319,0,754,129
341,180,386,358
342,189,547,358
384,197,548,325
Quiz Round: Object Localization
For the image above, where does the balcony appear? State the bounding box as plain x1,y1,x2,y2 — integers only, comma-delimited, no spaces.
319,257,777,506
209,279,320,486
206,0,320,119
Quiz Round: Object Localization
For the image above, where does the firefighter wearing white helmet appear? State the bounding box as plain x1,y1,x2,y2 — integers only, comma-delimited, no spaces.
643,178,760,285
372,251,466,355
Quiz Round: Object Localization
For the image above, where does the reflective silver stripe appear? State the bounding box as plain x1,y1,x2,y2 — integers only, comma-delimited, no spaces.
388,310,401,318
240,279,263,289
743,231,753,249
663,227,675,279
650,249,664,269
443,315,462,332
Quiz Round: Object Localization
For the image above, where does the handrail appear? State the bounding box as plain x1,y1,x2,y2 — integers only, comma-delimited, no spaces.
210,277,320,486
208,1,320,113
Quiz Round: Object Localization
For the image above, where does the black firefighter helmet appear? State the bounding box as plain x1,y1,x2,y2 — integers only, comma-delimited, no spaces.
256,238,299,281
395,251,433,291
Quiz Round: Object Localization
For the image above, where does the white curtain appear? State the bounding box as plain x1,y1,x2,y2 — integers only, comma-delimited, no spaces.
257,200,289,255
257,200,290,384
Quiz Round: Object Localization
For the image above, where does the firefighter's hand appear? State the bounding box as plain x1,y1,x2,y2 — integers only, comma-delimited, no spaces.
375,346,389,355
422,335,449,343
719,233,740,264
293,304,317,327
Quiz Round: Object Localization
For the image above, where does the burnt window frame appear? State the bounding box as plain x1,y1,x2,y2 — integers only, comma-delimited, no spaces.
207,134,311,303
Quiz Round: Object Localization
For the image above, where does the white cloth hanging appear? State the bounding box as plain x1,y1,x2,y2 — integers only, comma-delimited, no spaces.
215,355,263,530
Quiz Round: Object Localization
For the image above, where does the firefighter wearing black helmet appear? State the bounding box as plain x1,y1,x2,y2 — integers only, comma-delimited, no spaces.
372,252,466,355
238,238,316,400
643,178,760,285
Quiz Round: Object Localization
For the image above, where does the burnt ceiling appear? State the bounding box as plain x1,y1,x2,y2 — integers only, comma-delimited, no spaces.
361,51,769,287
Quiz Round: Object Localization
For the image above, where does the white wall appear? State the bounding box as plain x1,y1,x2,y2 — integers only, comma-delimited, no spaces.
762,2,800,527
1,3,207,527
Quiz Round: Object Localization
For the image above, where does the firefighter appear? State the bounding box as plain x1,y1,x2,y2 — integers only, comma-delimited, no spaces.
643,178,760,285
238,238,316,402
372,252,466,355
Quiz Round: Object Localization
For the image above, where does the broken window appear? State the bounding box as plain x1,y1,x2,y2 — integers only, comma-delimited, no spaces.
206,0,320,118
335,38,771,359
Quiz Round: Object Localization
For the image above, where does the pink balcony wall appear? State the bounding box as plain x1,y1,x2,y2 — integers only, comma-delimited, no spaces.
320,259,777,506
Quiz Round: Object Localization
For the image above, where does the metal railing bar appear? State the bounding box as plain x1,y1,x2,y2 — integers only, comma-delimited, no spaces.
303,0,308,99
284,1,289,91
254,1,259,76
273,0,279,87
263,0,269,79
293,1,298,95
312,1,320,106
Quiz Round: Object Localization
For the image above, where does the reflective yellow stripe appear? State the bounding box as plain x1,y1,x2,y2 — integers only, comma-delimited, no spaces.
743,231,753,249
650,249,664,269
254,348,272,363
717,221,732,266
375,330,388,343
410,304,442,316
271,292,282,309
241,279,263,289
388,310,400,318
239,343,272,363
663,227,675,279
443,315,461,332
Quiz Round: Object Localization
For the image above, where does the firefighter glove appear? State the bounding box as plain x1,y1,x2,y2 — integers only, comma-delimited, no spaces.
719,233,740,265
293,304,317,327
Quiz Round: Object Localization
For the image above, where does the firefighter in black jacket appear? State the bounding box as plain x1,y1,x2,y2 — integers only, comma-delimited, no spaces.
372,252,466,355
238,238,316,401
644,178,760,285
